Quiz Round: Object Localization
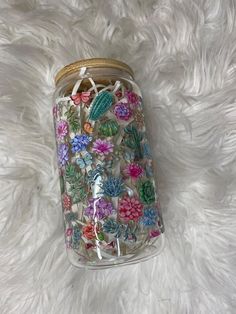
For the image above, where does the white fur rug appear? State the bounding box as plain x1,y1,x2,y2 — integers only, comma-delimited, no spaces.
1,1,236,313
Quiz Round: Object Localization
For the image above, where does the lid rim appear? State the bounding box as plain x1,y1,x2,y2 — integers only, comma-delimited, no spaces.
55,58,134,85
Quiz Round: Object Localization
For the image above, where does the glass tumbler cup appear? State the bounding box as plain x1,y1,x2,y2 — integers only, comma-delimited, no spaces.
53,58,164,269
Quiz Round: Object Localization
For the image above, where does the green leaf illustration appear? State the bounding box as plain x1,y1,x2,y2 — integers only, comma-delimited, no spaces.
65,106,80,133
65,164,86,203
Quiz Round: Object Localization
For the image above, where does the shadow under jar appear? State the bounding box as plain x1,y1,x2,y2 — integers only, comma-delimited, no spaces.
53,58,164,269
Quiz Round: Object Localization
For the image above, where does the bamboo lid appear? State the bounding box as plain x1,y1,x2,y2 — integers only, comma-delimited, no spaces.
55,58,134,85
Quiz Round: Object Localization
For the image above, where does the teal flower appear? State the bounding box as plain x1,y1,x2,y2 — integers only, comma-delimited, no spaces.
100,177,125,197
103,219,122,238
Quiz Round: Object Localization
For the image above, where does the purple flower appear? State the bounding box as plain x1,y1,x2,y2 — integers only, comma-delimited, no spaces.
58,143,69,167
125,91,141,107
70,134,92,153
114,102,132,121
56,120,68,140
84,198,115,219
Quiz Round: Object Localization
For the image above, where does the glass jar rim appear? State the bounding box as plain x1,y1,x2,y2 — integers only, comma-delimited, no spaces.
55,58,134,85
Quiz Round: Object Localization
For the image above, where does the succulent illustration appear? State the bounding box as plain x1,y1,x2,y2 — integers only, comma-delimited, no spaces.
124,124,143,159
138,180,155,205
100,176,125,197
103,219,122,238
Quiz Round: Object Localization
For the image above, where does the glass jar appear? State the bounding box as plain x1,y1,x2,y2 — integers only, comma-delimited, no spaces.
53,58,164,269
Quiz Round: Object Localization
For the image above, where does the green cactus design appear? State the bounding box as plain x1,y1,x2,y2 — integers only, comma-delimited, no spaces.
89,91,114,121
124,124,143,159
99,119,120,137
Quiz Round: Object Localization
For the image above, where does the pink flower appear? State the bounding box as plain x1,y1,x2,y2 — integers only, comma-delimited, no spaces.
119,196,144,222
66,228,73,236
125,91,141,107
92,139,114,155
56,120,68,140
123,163,144,180
149,230,161,238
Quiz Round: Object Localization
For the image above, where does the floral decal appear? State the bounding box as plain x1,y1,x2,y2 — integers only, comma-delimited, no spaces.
58,143,69,167
114,102,132,121
84,198,115,219
140,207,158,227
54,85,163,262
123,163,144,180
71,134,92,153
125,90,141,107
82,222,102,240
119,196,143,222
92,138,114,155
56,120,68,140
63,194,72,211
138,180,155,205
100,177,125,197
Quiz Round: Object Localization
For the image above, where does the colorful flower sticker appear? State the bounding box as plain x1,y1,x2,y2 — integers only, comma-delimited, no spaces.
56,120,68,140
92,138,114,155
58,143,69,167
114,102,132,121
123,163,144,180
119,196,144,222
70,134,92,153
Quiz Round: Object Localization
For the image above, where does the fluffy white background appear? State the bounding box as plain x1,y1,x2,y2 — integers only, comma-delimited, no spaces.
0,0,236,313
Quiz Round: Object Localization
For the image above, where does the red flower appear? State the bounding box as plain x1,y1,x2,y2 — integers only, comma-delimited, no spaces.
63,194,72,210
82,222,100,240
119,196,144,222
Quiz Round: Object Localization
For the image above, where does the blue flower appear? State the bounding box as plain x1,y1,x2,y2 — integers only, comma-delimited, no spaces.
140,207,158,227
70,134,92,153
100,176,125,197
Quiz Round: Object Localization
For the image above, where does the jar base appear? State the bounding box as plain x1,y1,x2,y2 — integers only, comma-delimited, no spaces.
66,234,165,270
